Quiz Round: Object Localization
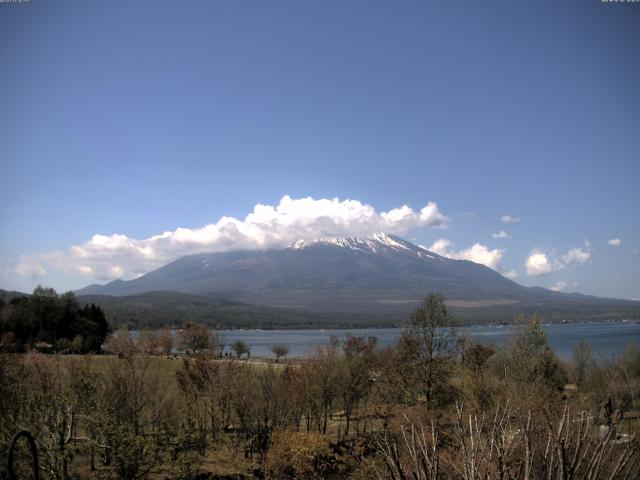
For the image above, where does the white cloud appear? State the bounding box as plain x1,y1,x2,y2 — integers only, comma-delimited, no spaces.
501,214,521,224
525,250,564,277
456,244,504,271
492,230,509,239
633,248,639,256
608,238,621,247
14,256,47,279
562,247,591,266
427,239,505,272
428,239,453,257
550,280,578,292
110,265,125,278
77,266,93,276
525,242,592,277
13,195,448,282
503,269,518,279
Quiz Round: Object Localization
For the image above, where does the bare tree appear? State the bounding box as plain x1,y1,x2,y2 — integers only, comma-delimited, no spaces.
178,321,217,354
232,340,250,359
271,344,289,363
339,336,376,436
371,414,441,480
571,341,593,388
460,338,496,411
402,293,458,406
157,326,174,357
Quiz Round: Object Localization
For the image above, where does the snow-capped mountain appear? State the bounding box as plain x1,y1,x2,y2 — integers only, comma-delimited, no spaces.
77,233,521,312
77,232,640,320
288,232,433,256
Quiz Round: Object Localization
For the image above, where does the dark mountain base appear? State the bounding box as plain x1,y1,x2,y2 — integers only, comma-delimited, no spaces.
77,292,407,330
77,291,640,330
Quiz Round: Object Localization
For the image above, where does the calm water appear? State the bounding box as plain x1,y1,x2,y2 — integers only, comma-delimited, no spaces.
215,321,640,360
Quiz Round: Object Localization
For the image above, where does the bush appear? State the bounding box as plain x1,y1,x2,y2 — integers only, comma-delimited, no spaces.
263,431,334,480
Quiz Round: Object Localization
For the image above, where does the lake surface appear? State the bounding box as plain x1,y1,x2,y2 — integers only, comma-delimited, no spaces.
215,321,640,360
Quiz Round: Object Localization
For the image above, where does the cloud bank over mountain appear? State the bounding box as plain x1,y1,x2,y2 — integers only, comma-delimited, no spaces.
11,196,448,282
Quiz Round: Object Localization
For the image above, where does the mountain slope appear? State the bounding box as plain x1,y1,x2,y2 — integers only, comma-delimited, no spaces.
77,233,640,322
77,233,522,311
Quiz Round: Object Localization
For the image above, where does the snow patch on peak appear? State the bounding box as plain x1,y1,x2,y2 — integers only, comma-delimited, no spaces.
286,232,437,259
370,232,411,251
288,236,379,252
290,239,309,250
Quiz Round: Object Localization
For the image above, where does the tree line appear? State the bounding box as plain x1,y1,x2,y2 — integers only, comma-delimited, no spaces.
0,286,110,353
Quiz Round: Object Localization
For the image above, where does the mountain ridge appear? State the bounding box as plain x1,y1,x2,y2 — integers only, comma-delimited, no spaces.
75,233,640,324
77,233,522,302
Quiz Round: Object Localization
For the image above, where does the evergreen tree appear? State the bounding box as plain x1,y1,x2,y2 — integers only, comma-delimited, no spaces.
0,286,110,352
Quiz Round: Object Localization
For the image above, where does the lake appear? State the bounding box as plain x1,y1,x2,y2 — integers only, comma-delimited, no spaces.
215,321,640,360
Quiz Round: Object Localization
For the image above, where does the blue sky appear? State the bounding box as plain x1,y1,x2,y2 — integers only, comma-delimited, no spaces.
1,0,638,299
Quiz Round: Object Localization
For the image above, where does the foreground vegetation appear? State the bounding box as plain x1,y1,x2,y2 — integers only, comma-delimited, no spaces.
1,294,639,479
